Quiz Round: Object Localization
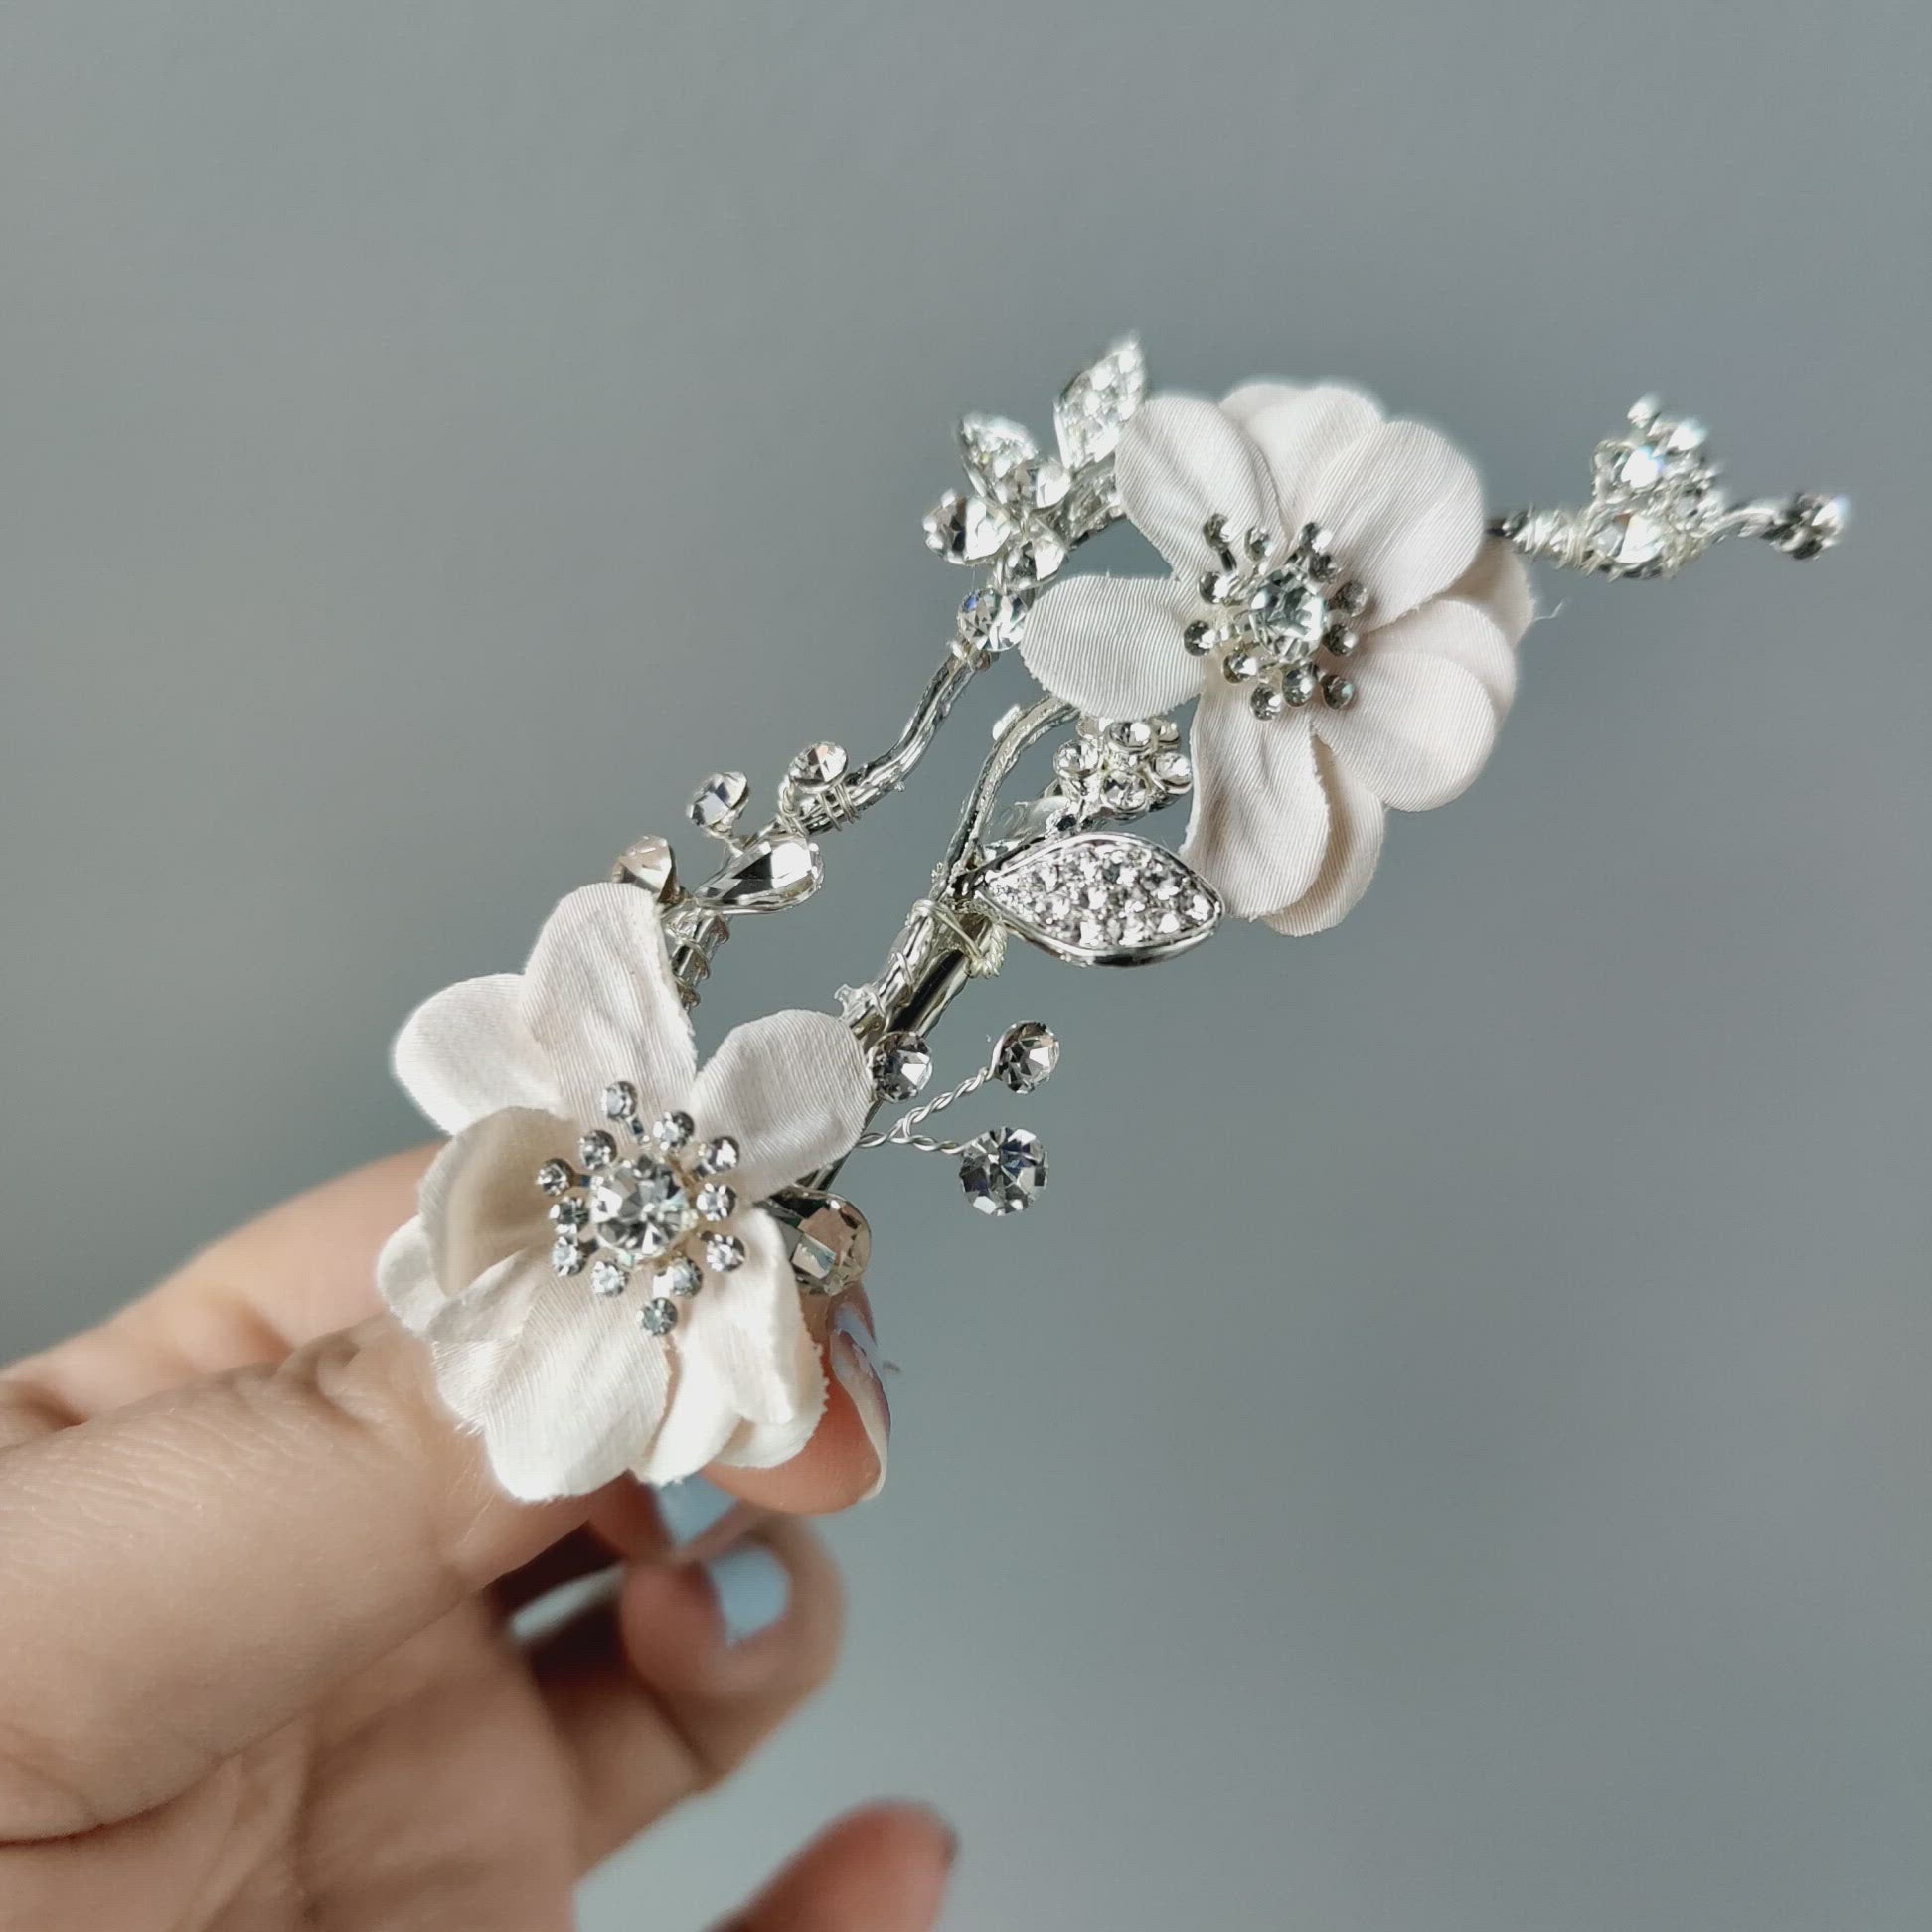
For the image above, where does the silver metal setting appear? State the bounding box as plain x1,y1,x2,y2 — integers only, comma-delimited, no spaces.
586,339,1841,1245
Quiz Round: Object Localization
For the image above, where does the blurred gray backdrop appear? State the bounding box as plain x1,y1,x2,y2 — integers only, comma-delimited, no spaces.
3,4,1927,1927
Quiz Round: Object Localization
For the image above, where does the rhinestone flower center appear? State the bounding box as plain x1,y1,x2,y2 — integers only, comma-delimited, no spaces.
1182,513,1369,722
537,1081,746,1337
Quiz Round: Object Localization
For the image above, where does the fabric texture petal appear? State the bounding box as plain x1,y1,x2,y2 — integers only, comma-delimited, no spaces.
1368,597,1517,719
1446,536,1535,650
376,1215,441,1334
1314,650,1500,811
1244,385,1385,532
1305,417,1485,621
1219,379,1301,426
424,1248,674,1502
1019,575,1207,723
1115,394,1276,575
415,1106,564,1302
687,1009,875,1202
524,884,697,1127
1266,740,1388,935
1180,686,1330,918
393,973,556,1137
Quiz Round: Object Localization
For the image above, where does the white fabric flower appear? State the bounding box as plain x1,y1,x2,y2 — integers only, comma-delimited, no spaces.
1019,383,1535,933
377,883,874,1501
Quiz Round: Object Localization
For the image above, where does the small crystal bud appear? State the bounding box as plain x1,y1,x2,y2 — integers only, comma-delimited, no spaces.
958,585,1029,655
1182,620,1214,657
1321,673,1357,710
871,1032,933,1101
639,1298,680,1337
1322,624,1359,658
656,1255,703,1298
994,1022,1059,1094
703,1232,746,1273
1110,719,1154,751
1222,651,1261,684
1334,580,1369,617
959,1127,1047,1216
1152,748,1192,792
577,1130,616,1169
610,833,676,898
1250,685,1286,721
689,771,750,833
692,1136,739,1178
695,1183,738,1223
601,1081,639,1122
650,1111,695,1153
788,741,849,788
590,1258,630,1297
536,1159,574,1197
1284,664,1320,706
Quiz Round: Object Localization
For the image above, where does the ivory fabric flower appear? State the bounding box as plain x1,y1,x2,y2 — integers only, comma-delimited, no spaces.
1018,383,1534,933
377,883,874,1500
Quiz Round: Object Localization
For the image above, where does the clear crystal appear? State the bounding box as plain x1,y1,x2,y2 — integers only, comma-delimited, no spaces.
688,770,750,832
994,1022,1059,1094
656,1254,703,1298
639,1297,680,1337
1153,749,1192,792
703,1232,745,1273
589,1158,696,1257
590,1258,629,1297
959,1127,1047,1216
610,832,676,897
784,1194,871,1296
695,1183,737,1223
1053,338,1147,469
788,741,848,787
924,489,1011,564
601,1081,638,1122
1590,508,1667,568
978,832,1222,963
535,1159,573,1197
549,1197,590,1233
957,584,1030,655
551,1236,588,1276
650,1111,695,1152
871,1032,933,1101
958,413,1037,498
577,1130,616,1168
692,1136,739,1178
695,835,822,912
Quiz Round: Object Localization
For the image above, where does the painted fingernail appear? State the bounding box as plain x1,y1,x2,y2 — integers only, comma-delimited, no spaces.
652,1475,737,1547
830,1300,891,1500
703,1541,790,1647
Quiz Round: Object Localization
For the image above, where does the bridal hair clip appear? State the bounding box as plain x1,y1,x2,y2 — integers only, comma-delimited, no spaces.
378,341,1845,1501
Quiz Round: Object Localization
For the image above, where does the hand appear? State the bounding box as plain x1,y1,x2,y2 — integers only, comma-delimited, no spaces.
0,1150,950,1930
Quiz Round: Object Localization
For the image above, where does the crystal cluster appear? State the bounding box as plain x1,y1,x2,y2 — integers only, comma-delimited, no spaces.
925,341,1148,660
978,832,1221,964
1051,716,1192,823
1183,513,1368,722
1582,398,1725,577
538,1081,747,1336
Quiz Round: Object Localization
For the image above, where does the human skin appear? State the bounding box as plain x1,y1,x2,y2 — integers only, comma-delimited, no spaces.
0,1148,951,1931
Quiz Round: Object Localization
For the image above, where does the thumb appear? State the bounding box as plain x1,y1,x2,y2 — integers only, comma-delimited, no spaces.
0,1313,584,1840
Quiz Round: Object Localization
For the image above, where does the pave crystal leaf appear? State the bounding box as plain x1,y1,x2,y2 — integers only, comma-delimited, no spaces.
975,832,1222,966
924,489,1011,564
693,835,824,913
688,771,750,833
958,413,1038,499
959,1127,1046,1216
1053,337,1147,470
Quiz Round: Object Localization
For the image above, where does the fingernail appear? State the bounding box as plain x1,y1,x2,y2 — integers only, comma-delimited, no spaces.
702,1541,790,1647
652,1475,737,1548
829,1300,891,1500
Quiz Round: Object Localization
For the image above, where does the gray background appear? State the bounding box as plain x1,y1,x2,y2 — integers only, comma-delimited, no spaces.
2,4,1927,1927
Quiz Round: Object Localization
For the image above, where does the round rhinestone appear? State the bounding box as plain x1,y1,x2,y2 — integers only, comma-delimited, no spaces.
1182,620,1214,656
535,1159,574,1198
639,1298,680,1337
577,1130,616,1169
589,1258,630,1297
1250,685,1285,721
650,1111,695,1153
589,1159,697,1257
1152,749,1192,791
692,1135,739,1178
695,1183,737,1223
871,1032,933,1101
656,1255,703,1298
688,771,750,832
1284,664,1319,706
548,1197,590,1233
788,740,849,788
958,1128,1047,1216
994,1022,1059,1094
1321,674,1357,710
600,1081,638,1122
551,1236,589,1277
703,1232,746,1273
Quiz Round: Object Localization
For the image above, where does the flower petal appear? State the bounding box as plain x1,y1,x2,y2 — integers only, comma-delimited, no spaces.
1180,685,1330,919
416,1105,567,1301
1314,649,1499,811
1265,739,1387,935
1019,575,1206,723
687,1010,874,1202
635,1210,823,1482
1219,379,1301,425
1116,394,1276,575
1304,416,1486,621
376,1214,441,1334
424,1246,674,1502
1245,384,1385,529
393,973,556,1136
1446,536,1535,650
524,884,697,1128
1368,596,1517,719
